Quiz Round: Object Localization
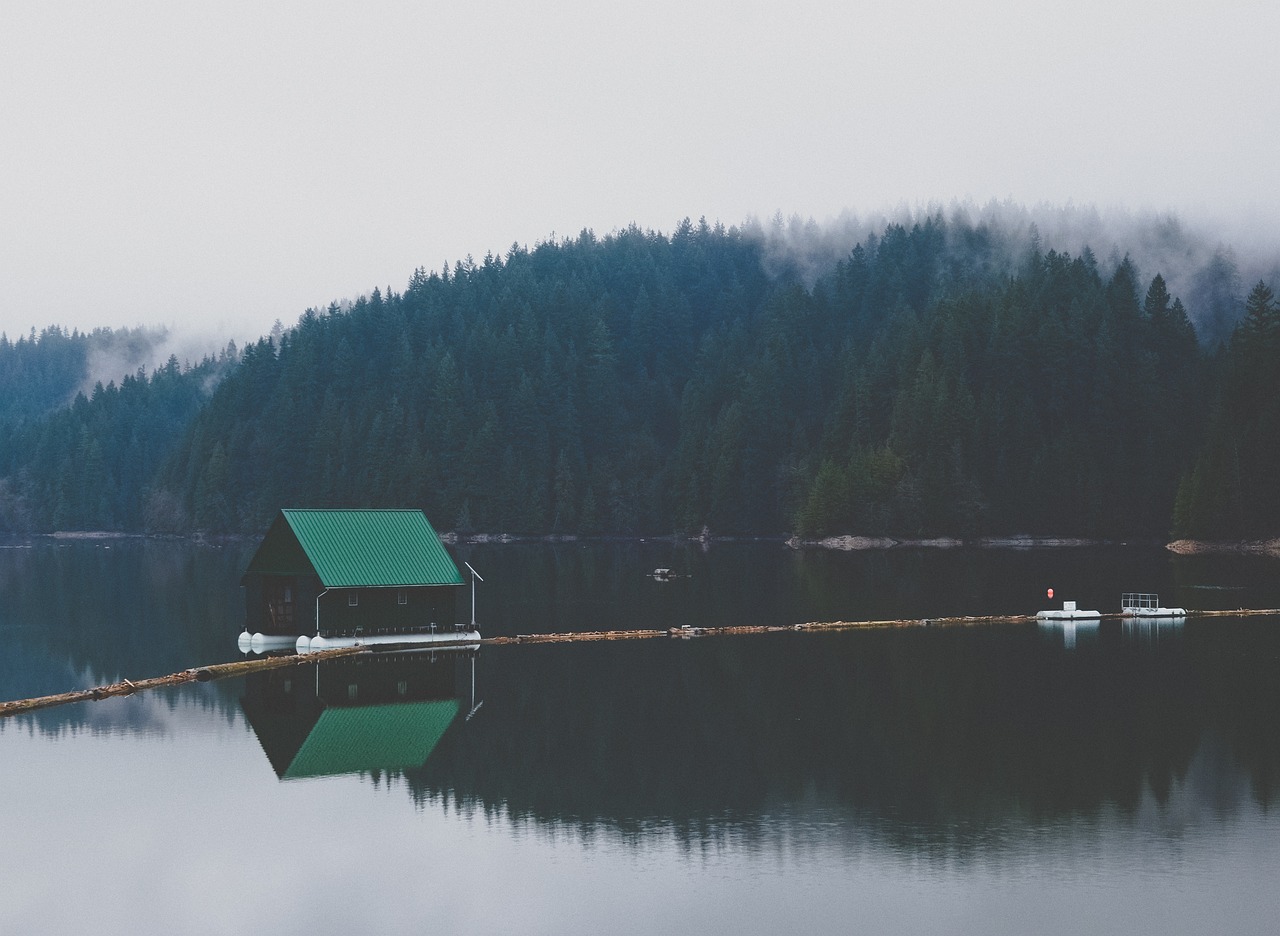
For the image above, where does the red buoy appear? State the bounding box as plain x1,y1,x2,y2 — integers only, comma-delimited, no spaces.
1047,587,1054,599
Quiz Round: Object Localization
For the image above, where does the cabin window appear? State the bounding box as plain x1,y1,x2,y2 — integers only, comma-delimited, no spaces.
348,592,359,607
398,590,407,606
267,581,295,627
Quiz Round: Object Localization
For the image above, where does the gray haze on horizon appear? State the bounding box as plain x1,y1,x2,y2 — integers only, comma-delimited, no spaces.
3,1,1278,348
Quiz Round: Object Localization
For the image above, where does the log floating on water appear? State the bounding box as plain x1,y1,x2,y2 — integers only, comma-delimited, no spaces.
479,616,1034,644
484,629,668,645
479,608,1280,646
0,646,365,719
3,608,1278,718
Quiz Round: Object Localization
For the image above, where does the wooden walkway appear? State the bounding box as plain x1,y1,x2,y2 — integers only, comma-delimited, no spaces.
3,608,1276,719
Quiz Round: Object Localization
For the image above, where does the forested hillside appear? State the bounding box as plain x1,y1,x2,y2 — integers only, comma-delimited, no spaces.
0,326,169,429
0,346,237,531
150,218,1208,537
0,214,1273,539
1174,281,1280,538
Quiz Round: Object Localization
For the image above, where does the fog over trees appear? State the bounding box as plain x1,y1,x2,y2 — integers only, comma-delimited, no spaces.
0,207,1274,539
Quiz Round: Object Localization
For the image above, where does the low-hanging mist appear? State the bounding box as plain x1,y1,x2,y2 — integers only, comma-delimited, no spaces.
751,201,1279,348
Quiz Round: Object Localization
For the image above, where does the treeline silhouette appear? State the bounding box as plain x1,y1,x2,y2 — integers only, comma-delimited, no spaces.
0,216,1274,538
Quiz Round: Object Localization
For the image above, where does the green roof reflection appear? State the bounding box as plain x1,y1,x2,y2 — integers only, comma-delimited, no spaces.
282,699,461,780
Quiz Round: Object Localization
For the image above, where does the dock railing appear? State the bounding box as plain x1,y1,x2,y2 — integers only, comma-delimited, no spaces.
1121,592,1159,610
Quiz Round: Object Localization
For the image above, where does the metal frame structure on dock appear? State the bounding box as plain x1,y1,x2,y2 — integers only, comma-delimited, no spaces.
1120,592,1186,617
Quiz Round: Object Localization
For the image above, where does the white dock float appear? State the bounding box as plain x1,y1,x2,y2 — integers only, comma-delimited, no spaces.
240,629,481,655
297,630,481,653
1120,593,1186,618
238,631,304,653
1036,600,1101,621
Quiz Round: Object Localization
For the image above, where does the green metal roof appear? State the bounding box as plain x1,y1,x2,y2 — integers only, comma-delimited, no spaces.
283,699,461,780
245,509,463,587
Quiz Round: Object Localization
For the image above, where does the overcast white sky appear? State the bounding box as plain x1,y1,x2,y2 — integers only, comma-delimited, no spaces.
2,0,1278,345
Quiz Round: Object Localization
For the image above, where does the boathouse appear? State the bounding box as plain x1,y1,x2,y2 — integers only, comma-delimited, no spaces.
241,509,465,637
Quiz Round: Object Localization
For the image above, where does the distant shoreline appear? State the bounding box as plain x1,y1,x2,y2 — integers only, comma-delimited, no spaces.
786,534,1111,550
1166,538,1280,557
3,530,1279,557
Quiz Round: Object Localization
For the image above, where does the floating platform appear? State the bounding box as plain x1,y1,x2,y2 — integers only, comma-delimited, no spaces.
238,629,481,655
1120,593,1186,617
297,630,480,653
1036,600,1101,621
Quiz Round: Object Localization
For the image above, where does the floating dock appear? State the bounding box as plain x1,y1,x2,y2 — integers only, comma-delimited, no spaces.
238,628,482,655
1120,592,1186,618
1036,600,1101,621
297,630,481,652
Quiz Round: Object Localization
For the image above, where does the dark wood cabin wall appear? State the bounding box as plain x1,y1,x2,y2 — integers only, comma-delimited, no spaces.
317,585,462,636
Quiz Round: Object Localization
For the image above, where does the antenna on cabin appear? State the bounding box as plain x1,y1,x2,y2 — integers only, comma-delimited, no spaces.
464,561,484,629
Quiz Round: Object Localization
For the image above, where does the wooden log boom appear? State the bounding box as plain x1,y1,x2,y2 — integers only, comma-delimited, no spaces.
3,608,1276,719
0,646,364,719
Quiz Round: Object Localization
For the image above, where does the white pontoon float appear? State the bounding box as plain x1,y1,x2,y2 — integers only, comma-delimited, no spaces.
1036,600,1101,621
237,627,481,655
296,628,480,653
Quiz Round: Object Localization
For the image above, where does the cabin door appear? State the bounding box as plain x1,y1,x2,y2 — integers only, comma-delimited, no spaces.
266,580,296,632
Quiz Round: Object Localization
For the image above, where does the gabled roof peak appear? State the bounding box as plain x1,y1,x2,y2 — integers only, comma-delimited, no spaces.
246,508,463,587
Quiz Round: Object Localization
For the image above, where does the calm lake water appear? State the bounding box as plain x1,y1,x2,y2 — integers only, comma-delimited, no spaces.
2,537,1279,935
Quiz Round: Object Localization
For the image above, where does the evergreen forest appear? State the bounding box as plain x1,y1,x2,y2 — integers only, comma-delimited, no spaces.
0,214,1276,541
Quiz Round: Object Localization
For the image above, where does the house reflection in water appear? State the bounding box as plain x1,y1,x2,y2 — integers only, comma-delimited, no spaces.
240,649,478,781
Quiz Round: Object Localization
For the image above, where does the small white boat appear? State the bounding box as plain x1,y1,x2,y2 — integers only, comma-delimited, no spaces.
1120,593,1186,618
1036,600,1101,620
